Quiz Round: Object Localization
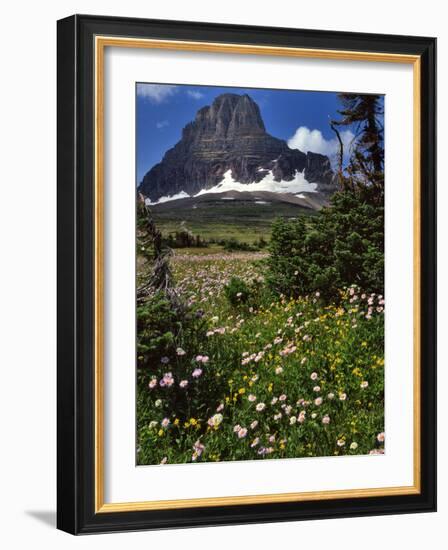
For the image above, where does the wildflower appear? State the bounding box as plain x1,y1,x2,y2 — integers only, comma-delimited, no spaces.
176,347,186,356
274,413,282,421
337,438,346,447
315,291,320,298
256,403,266,412
201,355,209,364
301,357,307,364
377,432,385,443
298,412,306,423
148,378,157,389
207,413,223,428
339,392,347,401
360,381,369,389
311,413,317,419
195,355,203,362
161,418,170,428
275,367,283,375
161,356,170,364
192,440,205,461
313,386,321,393
314,397,323,406
148,421,158,428
290,416,297,425
350,442,358,450
250,420,258,429
248,394,257,402
160,457,168,464
369,448,385,455
250,438,260,448
179,380,188,388
160,372,174,387
271,397,278,405
327,392,335,400
192,368,203,378
216,403,224,412
237,427,248,438
310,372,318,380
233,424,241,433
322,415,330,424
268,435,276,443
155,399,162,408
279,394,287,401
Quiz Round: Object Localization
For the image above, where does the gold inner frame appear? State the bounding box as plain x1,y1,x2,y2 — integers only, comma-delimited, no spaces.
94,36,421,513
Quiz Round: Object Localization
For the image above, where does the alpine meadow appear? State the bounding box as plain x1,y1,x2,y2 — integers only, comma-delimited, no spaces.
136,85,385,466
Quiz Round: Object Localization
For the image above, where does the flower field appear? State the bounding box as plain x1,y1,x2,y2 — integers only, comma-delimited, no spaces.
136,249,385,465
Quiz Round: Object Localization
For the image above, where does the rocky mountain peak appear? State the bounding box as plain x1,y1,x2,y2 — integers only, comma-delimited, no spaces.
139,93,335,202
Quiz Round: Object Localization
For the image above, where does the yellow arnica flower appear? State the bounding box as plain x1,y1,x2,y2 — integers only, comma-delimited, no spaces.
190,418,197,425
238,388,246,395
158,429,164,437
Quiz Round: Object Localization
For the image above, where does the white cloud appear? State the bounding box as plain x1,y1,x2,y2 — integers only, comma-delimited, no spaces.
186,90,204,100
288,126,355,163
137,84,178,103
156,120,170,129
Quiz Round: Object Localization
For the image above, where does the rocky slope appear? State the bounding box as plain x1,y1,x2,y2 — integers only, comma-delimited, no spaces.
139,93,335,202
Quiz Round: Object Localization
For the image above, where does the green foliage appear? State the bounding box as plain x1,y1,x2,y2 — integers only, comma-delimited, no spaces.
224,277,252,306
267,191,384,300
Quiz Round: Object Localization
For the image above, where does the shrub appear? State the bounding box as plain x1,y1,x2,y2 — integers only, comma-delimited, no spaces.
267,191,384,300
224,277,251,306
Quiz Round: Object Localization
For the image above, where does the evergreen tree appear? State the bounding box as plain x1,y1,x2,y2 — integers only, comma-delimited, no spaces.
331,94,384,204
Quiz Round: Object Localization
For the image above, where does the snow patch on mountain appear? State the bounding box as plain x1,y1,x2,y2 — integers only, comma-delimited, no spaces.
146,169,317,205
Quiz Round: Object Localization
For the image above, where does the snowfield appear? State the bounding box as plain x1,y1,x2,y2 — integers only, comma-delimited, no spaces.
146,169,317,205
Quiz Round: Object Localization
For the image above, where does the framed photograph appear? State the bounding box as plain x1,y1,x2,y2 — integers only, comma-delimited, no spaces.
57,14,436,534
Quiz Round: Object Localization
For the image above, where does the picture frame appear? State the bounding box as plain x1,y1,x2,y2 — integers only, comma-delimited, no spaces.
57,14,436,534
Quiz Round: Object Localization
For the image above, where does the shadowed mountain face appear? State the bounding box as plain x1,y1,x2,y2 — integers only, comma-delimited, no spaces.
139,93,335,202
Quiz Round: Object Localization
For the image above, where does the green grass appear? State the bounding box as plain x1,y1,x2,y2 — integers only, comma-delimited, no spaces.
152,200,315,244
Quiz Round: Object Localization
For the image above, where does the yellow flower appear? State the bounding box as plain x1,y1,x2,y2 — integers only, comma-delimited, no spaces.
158,429,164,437
238,388,246,395
189,418,197,426
174,418,179,426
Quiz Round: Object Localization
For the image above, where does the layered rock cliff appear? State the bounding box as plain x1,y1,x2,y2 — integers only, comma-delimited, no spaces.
139,93,335,202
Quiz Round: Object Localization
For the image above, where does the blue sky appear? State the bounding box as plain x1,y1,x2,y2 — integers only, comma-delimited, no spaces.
136,83,382,184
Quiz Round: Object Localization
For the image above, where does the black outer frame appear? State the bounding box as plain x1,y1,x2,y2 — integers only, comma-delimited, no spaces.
57,14,437,535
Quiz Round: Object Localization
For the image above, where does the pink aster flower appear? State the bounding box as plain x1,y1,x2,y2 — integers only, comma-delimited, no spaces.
176,347,186,356
161,418,170,428
233,424,241,433
255,402,266,412
310,372,318,380
248,394,257,402
250,420,258,429
322,415,330,424
339,392,347,401
192,368,203,378
237,427,248,438
314,397,323,406
179,380,188,388
313,385,321,392
337,438,346,447
279,394,287,402
360,381,369,389
377,432,385,443
148,378,157,389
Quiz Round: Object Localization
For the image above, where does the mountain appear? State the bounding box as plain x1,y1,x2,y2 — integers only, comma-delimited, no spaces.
138,93,335,204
